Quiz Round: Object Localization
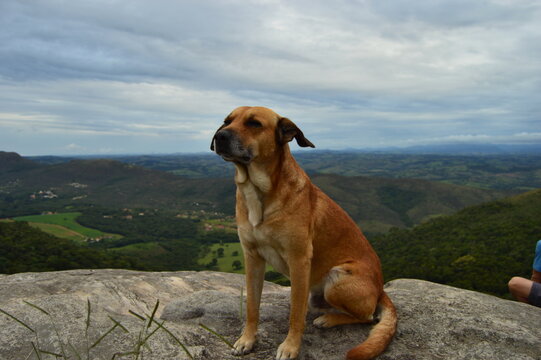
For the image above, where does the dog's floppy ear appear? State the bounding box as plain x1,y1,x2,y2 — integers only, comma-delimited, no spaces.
277,117,315,148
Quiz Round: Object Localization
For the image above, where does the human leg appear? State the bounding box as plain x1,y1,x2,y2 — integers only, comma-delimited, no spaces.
508,276,533,304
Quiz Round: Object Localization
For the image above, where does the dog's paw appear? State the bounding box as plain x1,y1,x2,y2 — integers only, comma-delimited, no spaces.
276,337,300,359
232,334,255,356
313,314,332,328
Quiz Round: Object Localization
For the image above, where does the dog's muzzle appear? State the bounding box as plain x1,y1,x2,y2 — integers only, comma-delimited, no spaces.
212,129,253,164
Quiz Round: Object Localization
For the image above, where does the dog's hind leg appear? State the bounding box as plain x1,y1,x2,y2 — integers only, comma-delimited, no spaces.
313,262,379,328
309,286,333,312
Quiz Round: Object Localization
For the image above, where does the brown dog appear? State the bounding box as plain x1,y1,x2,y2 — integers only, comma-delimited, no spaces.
211,106,397,360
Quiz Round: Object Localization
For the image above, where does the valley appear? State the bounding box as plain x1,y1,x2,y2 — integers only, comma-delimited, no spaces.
1,150,541,297
0,151,519,235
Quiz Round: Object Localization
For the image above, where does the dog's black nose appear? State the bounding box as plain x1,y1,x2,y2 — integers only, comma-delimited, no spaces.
215,129,231,143
213,129,233,153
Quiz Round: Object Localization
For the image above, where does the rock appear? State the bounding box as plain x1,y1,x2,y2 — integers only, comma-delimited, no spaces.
0,270,539,360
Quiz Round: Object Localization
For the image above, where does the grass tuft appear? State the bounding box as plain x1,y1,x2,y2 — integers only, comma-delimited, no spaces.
1,297,243,360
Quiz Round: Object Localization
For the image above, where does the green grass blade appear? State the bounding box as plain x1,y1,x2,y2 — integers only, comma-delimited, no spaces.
112,351,140,359
129,310,146,321
129,306,194,359
31,342,43,360
152,321,193,360
23,301,50,316
23,301,69,359
90,324,118,349
51,323,68,359
68,342,83,360
0,308,35,333
85,299,91,332
142,320,163,344
199,323,234,349
108,316,130,333
147,300,160,329
38,348,63,357
85,299,91,360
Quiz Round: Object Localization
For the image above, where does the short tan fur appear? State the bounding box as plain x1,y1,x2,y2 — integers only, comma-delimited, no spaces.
211,106,397,360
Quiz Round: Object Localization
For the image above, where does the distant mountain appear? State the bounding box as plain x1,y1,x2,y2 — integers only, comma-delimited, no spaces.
0,157,236,215
0,151,41,173
1,153,513,235
298,152,541,191
378,143,541,155
373,189,541,297
28,151,541,191
311,174,510,235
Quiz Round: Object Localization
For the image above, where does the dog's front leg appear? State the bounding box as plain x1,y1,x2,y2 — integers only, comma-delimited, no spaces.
276,255,311,360
233,246,266,355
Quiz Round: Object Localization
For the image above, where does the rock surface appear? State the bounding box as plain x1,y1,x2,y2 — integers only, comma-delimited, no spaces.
0,269,539,360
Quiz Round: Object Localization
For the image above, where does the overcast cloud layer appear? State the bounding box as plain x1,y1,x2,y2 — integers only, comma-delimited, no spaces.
1,0,540,155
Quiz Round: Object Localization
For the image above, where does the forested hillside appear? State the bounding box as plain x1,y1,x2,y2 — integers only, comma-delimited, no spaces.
3,150,541,298
312,174,508,234
0,152,512,235
373,189,541,297
0,221,140,273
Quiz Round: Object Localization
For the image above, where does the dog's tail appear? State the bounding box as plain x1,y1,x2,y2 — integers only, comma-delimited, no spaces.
346,291,397,360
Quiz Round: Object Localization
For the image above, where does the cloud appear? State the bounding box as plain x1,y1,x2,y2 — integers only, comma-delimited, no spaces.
65,143,85,152
0,0,540,155
402,132,541,147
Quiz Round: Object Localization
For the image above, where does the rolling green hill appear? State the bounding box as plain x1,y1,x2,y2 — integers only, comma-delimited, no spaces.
0,152,513,235
15,212,108,238
0,221,139,274
0,154,236,216
373,189,541,298
12,212,122,242
30,152,541,191
311,174,508,235
3,151,541,299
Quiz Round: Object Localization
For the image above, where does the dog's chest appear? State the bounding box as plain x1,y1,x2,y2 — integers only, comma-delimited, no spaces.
251,225,290,277
237,173,290,276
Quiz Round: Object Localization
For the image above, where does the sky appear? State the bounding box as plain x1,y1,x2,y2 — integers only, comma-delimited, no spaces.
0,0,540,156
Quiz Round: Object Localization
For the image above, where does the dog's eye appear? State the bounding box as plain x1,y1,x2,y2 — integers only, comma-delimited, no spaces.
224,119,232,125
246,119,262,128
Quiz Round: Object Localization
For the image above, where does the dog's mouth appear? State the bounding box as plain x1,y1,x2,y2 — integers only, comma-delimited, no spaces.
218,151,253,165
214,140,253,165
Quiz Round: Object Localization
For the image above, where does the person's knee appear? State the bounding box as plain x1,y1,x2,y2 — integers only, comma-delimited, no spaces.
508,276,524,291
508,276,533,303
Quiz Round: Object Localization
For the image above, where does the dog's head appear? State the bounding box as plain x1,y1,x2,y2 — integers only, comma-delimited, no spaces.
211,106,315,164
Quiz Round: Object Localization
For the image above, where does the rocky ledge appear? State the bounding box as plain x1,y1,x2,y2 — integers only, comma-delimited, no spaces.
0,269,539,359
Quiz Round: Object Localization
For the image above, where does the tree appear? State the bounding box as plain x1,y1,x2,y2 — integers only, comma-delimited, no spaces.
206,258,218,269
232,260,242,270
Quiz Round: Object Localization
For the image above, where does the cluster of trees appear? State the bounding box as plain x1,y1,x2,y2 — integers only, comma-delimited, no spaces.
3,181,541,298
0,221,140,274
78,208,204,271
372,190,541,298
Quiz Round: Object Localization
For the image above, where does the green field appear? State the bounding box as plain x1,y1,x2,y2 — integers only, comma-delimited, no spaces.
13,212,120,241
26,222,87,242
199,242,275,273
199,242,245,273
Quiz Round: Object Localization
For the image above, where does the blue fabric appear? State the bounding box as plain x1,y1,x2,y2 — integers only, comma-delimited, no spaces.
534,240,541,272
528,282,541,307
